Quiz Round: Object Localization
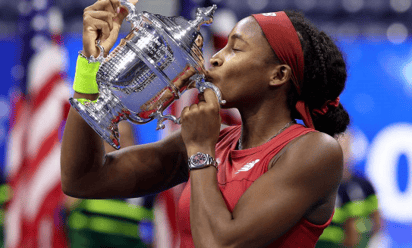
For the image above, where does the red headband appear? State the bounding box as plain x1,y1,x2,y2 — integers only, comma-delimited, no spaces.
252,12,316,128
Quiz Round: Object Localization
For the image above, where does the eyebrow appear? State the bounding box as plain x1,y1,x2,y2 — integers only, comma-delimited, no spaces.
229,33,248,44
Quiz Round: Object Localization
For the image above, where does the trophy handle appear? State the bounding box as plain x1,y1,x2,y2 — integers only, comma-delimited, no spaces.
120,0,140,28
194,77,226,106
152,76,226,130
189,5,217,30
87,40,106,64
153,110,180,130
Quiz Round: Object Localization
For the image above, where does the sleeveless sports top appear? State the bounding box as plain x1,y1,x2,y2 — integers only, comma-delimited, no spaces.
177,124,333,247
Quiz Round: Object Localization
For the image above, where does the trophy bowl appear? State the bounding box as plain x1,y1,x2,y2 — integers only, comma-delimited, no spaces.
69,2,225,149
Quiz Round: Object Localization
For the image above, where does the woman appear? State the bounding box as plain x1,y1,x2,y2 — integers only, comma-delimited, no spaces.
61,0,350,247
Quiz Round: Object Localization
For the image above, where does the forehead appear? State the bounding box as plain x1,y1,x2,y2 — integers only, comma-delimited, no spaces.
229,16,266,45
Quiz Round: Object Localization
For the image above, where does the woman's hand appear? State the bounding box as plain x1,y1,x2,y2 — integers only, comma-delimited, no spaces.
82,0,139,58
181,89,221,157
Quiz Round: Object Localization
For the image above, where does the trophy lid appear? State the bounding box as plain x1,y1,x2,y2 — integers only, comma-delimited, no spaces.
142,5,217,56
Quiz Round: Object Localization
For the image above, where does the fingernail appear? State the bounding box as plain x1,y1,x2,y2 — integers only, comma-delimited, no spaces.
119,7,128,14
116,7,120,14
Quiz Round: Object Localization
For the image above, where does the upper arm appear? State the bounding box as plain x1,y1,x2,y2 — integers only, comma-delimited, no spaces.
68,129,189,199
224,132,343,246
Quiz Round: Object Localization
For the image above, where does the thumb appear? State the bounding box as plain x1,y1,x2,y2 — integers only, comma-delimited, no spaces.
204,88,220,110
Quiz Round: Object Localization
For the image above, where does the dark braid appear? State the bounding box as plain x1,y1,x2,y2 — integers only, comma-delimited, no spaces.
307,29,328,89
284,10,350,136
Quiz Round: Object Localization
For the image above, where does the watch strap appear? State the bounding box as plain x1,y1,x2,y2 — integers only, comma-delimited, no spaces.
188,152,218,171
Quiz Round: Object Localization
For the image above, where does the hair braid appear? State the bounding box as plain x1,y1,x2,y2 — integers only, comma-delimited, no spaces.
310,30,328,91
285,10,350,136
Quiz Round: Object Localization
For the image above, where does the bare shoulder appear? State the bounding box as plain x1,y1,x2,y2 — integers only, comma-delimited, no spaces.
282,131,343,168
272,131,344,200
292,131,343,159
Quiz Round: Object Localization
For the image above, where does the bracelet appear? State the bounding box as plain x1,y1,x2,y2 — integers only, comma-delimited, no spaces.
73,55,100,94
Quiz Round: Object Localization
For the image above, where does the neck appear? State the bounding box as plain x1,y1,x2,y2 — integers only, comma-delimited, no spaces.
238,97,293,150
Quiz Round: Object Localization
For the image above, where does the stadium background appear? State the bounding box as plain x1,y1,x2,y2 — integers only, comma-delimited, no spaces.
1,0,412,247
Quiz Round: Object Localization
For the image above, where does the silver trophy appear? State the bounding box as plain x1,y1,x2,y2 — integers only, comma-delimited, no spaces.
69,2,225,149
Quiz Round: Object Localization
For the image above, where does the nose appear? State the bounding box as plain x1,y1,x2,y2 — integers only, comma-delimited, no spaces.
210,52,223,67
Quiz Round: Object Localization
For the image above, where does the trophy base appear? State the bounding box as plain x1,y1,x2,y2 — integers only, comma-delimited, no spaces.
68,87,144,150
69,98,124,150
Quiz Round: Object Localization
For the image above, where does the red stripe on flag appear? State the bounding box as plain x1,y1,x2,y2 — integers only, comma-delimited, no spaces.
36,183,66,247
6,93,29,188
26,129,59,178
31,72,64,111
8,93,27,128
6,54,69,248
18,183,65,248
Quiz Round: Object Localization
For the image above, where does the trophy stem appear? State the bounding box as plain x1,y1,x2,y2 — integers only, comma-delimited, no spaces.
69,87,130,149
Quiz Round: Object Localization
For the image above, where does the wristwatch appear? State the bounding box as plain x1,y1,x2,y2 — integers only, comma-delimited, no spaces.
188,152,218,171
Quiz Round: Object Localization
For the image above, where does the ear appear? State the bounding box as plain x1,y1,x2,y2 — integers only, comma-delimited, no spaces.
269,64,292,87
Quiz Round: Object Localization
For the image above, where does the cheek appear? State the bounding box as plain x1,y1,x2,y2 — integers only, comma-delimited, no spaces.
219,53,267,85
224,51,236,62
227,59,263,80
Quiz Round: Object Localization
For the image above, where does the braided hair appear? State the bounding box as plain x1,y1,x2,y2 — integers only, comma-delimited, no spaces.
280,11,350,137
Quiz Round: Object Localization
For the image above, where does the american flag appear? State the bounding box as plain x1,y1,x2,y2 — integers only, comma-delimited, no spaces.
153,1,240,247
5,0,70,247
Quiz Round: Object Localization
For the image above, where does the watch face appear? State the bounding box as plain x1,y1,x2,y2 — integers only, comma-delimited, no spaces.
193,153,207,165
189,152,217,170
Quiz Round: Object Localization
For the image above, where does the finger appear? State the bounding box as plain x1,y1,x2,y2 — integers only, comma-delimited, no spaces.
197,93,205,102
115,0,137,25
85,11,114,30
107,0,120,14
85,0,116,14
114,6,129,26
194,34,204,50
84,17,112,41
111,0,139,31
203,88,220,110
181,106,191,120
197,101,208,111
189,103,199,111
100,27,121,55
